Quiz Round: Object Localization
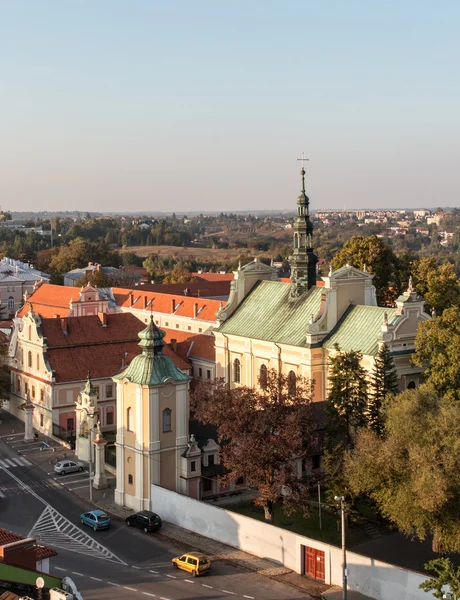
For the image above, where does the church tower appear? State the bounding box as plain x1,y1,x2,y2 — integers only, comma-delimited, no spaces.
289,160,318,296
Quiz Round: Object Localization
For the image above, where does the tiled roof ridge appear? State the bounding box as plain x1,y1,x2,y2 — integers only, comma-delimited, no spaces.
46,338,141,350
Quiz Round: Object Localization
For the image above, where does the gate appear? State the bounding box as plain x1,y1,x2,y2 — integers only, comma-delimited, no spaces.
303,545,325,582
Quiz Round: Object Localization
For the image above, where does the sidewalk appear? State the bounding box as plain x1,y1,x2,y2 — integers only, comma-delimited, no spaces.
0,410,374,600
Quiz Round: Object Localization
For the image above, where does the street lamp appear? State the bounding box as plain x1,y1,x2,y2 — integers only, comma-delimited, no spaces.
335,496,347,600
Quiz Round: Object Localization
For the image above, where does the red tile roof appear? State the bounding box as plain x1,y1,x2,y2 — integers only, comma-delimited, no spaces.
127,279,231,298
192,273,234,282
161,328,215,363
0,528,57,560
113,288,224,322
17,284,80,318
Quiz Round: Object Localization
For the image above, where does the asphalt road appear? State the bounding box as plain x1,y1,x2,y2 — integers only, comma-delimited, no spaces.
0,438,310,600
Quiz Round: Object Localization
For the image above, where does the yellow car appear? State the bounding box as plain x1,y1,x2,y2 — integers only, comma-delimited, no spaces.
172,552,211,577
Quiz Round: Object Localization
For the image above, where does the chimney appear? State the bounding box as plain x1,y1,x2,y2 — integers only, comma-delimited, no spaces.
171,298,176,313
54,314,60,319
130,292,134,307
185,288,190,296
60,318,68,334
143,296,148,309
194,303,198,318
170,338,177,353
98,312,107,326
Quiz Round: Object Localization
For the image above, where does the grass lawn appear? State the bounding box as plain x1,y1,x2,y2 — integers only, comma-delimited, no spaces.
228,501,371,548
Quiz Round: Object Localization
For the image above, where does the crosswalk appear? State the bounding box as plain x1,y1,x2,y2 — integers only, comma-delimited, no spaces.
0,456,32,469
0,477,59,499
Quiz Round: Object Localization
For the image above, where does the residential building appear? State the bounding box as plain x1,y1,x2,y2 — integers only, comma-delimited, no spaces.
0,258,49,318
63,262,126,286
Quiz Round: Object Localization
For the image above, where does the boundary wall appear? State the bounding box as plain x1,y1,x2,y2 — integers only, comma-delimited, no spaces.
151,484,431,600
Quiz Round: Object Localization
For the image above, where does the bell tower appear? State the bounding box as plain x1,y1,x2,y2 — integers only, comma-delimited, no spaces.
289,154,318,296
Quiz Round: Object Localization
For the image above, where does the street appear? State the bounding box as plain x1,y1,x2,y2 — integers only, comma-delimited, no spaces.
0,436,310,599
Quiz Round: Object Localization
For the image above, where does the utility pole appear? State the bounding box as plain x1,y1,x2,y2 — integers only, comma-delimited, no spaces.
335,496,347,600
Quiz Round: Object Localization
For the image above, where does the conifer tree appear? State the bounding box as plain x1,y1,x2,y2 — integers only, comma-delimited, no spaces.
327,345,368,449
367,343,398,435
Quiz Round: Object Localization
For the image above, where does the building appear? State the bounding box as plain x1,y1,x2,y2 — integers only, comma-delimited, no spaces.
0,527,57,574
113,318,193,510
214,169,429,404
8,289,190,439
63,262,126,286
0,258,49,318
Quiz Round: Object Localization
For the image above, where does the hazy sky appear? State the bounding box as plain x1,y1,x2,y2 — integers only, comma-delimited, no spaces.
1,1,459,213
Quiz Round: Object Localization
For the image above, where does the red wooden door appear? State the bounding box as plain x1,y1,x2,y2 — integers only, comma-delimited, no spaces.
304,546,325,582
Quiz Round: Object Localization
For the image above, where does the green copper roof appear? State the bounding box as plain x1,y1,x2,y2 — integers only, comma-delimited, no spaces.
323,305,397,356
217,281,323,346
113,317,190,386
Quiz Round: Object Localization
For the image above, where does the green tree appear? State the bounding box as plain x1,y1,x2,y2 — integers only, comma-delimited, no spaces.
413,257,460,314
327,345,368,449
331,236,399,305
76,270,110,288
163,262,192,284
420,557,460,599
345,387,460,553
192,370,316,524
367,343,398,435
412,306,460,401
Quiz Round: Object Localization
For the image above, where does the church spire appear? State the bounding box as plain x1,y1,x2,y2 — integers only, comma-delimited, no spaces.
289,154,318,297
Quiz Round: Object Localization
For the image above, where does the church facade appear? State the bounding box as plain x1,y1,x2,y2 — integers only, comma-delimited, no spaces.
214,168,429,399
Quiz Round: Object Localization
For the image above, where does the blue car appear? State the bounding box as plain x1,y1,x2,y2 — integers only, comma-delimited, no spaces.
80,510,111,531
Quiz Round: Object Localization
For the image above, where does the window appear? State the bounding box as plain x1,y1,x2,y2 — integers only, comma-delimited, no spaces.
206,369,211,380
187,557,197,566
28,351,32,368
32,386,35,399
198,328,202,333
93,386,100,399
163,408,172,432
40,389,44,403
107,411,114,425
208,454,215,466
191,461,196,472
288,371,297,397
6,287,10,293
25,382,29,396
28,326,32,340
127,407,134,432
188,326,192,331
165,321,169,327
233,358,241,383
128,474,133,485
176,323,179,329
40,414,44,428
8,297,14,310
36,354,40,370
198,367,202,378
106,384,113,399
16,377,20,393
236,476,244,485
407,381,416,389
66,418,74,431
259,364,268,390
203,478,213,492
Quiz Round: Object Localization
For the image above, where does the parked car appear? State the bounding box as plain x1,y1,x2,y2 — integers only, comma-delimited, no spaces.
125,510,162,533
172,552,211,577
54,460,84,476
80,510,111,531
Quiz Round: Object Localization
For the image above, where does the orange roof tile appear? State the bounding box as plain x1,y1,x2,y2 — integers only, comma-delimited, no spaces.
192,273,234,282
161,328,215,363
0,528,57,560
112,288,225,322
17,284,80,318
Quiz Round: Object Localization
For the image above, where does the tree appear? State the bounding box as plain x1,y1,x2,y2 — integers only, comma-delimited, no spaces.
420,558,460,599
191,370,316,524
412,306,460,401
412,257,460,315
331,236,399,305
327,345,368,449
367,343,398,435
345,387,460,553
162,262,193,284
76,270,110,288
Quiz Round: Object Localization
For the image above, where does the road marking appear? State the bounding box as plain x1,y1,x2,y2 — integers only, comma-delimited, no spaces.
72,572,83,576
222,591,236,595
56,477,89,485
0,433,24,438
132,565,141,569
149,569,159,574
143,594,156,598
55,567,66,572
124,587,138,592
243,596,255,599
0,459,17,468
0,491,5,498
160,597,170,600
107,582,120,586
184,579,194,583
11,442,45,449
14,456,32,466
202,584,213,588
166,574,176,578
90,576,102,581
68,484,92,491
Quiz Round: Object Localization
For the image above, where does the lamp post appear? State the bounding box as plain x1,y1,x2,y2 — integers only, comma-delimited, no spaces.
335,495,347,600
81,406,96,502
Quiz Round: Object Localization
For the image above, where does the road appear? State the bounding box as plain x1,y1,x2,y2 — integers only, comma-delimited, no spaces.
0,437,310,600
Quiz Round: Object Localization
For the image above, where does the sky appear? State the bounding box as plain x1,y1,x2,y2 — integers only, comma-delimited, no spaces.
1,1,460,213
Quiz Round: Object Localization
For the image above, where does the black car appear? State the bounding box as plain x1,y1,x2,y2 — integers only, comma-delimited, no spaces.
125,510,162,533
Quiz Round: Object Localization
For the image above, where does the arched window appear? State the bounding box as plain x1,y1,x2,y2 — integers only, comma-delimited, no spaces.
233,358,241,384
259,364,268,390
163,408,172,432
36,354,40,370
288,371,297,397
127,407,134,432
28,326,32,340
407,381,416,390
28,351,32,368
8,297,14,310
294,233,299,249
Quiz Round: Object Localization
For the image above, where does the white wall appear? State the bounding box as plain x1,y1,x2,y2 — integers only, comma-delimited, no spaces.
151,484,433,600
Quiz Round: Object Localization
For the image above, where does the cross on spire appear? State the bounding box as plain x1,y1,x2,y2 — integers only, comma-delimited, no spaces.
297,152,309,170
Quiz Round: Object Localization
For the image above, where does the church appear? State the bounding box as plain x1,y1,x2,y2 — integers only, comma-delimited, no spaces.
214,164,429,398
